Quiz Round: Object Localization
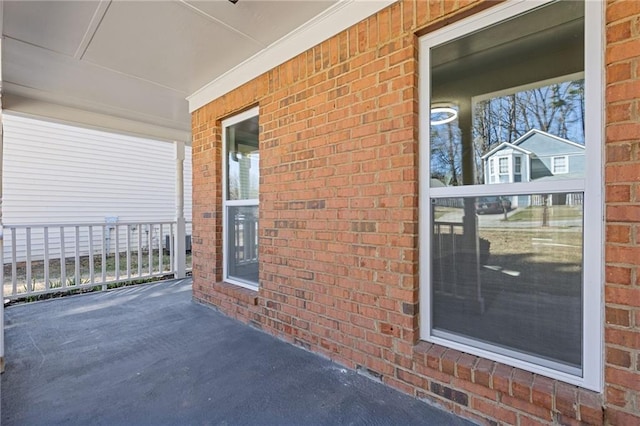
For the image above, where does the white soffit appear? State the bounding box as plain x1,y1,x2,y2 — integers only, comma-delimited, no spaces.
187,0,396,112
2,0,392,140
184,0,336,51
3,1,102,57
82,1,263,93
2,37,190,131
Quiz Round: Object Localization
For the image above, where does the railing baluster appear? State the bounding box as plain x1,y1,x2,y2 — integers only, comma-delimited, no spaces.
115,225,120,282
11,228,17,296
159,224,163,273
126,225,131,279
60,227,66,289
1,221,184,300
451,224,457,296
0,226,4,300
44,227,50,291
137,225,142,277
26,228,32,293
101,225,106,290
185,221,192,272
75,226,80,286
148,225,152,275
88,226,94,285
437,223,444,292
169,223,174,274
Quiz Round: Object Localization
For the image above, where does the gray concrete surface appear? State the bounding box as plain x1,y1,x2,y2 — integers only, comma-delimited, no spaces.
2,278,472,426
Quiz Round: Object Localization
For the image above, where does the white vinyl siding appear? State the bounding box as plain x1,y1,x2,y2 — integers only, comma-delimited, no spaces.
3,113,192,261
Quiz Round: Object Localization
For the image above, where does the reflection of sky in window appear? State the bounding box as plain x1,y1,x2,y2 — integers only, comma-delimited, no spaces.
430,78,585,186
474,80,585,146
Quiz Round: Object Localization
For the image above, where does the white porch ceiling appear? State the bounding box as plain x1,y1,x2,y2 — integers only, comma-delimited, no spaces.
1,0,349,142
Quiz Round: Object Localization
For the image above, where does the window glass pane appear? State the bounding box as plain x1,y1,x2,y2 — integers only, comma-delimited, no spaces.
227,206,259,285
431,193,583,371
498,158,508,174
226,116,259,200
553,156,568,174
429,1,584,187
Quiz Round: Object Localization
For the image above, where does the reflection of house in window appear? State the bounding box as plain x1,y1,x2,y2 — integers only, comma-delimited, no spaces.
481,129,585,207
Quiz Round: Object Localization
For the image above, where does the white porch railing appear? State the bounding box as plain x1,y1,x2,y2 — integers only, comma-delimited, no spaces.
2,220,192,300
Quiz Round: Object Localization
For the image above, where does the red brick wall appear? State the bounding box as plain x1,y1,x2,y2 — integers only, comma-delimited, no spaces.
192,1,639,424
604,1,640,424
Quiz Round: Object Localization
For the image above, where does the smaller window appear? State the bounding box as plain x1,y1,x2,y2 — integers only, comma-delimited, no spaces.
223,107,260,289
514,157,522,174
552,156,568,174
498,157,509,174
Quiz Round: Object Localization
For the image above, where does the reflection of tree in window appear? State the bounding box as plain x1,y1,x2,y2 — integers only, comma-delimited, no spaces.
473,78,585,183
430,111,461,186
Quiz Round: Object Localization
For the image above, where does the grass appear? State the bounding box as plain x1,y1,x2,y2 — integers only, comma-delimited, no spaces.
477,227,583,297
506,205,582,222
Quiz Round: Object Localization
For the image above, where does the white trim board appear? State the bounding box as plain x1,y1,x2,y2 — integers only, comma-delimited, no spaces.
3,93,190,144
187,0,396,113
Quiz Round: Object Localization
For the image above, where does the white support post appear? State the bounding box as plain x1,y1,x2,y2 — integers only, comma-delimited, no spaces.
0,37,5,373
175,141,186,278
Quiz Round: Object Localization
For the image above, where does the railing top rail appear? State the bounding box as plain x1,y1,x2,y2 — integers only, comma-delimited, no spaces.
433,221,464,227
4,221,179,229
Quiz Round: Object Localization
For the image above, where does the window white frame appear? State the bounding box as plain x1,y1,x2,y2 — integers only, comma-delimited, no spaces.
488,159,496,183
514,156,522,175
418,0,603,391
222,106,260,290
552,155,569,174
498,156,509,174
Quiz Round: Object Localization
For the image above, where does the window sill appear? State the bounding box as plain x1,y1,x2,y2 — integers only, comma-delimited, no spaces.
412,341,602,421
213,281,258,306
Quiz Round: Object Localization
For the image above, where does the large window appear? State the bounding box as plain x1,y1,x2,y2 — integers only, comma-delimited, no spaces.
223,107,259,289
419,0,602,390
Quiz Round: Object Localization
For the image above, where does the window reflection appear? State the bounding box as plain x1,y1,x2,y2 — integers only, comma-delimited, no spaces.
429,0,585,188
431,193,583,371
226,116,259,200
227,206,259,284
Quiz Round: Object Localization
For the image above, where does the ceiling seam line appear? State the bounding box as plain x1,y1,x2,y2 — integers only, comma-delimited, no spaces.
4,35,187,95
177,0,265,47
68,59,189,95
75,0,112,60
2,35,76,58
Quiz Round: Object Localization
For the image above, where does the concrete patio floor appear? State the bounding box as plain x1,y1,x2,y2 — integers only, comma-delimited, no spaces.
1,278,472,425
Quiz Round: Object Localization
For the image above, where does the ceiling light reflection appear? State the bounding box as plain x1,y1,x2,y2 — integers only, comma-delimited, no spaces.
430,107,458,126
